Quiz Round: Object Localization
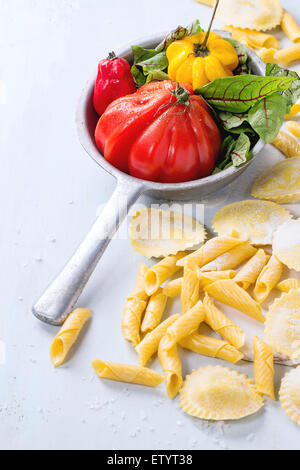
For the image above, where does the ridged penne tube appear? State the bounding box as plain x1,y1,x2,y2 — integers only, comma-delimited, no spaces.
92,360,164,387
177,236,245,268
285,101,300,119
205,280,265,323
141,288,167,334
281,10,300,43
158,335,183,399
234,249,270,290
165,301,206,348
203,293,245,349
145,252,185,296
198,270,236,290
272,131,300,158
253,255,284,303
181,266,200,314
277,279,300,293
257,47,277,63
163,277,183,297
253,336,275,400
224,26,280,49
50,308,91,367
179,333,244,364
201,242,257,272
286,121,300,139
136,315,180,367
122,263,149,347
274,44,300,66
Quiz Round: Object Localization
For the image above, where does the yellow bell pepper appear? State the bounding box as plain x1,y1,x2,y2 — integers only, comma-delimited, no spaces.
166,32,239,90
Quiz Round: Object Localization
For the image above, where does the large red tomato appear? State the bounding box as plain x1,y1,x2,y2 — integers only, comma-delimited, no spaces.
95,80,221,183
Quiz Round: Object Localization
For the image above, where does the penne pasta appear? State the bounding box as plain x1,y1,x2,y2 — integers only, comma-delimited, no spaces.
122,263,149,347
195,0,215,5
158,335,183,399
163,277,183,297
205,279,265,323
234,249,270,290
50,308,91,367
277,278,300,293
92,360,164,387
179,333,244,364
181,266,200,314
201,242,257,272
272,131,300,158
253,336,275,400
281,10,300,43
224,26,280,49
254,255,284,303
274,44,300,66
141,288,167,334
136,314,180,367
165,301,206,348
286,121,300,139
176,235,246,268
203,293,245,349
145,252,185,296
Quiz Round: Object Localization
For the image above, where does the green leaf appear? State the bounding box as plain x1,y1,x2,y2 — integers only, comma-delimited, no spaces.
155,20,203,52
231,134,252,167
218,111,248,129
196,75,296,113
214,135,236,172
139,52,169,74
131,65,147,87
223,38,248,65
266,63,300,111
146,70,170,83
248,92,287,143
132,45,159,64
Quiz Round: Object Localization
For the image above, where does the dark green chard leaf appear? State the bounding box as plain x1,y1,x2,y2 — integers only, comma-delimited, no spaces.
139,52,169,74
266,63,300,111
213,135,236,173
146,70,170,83
248,92,287,143
218,111,248,129
196,75,295,113
231,134,252,167
131,65,147,87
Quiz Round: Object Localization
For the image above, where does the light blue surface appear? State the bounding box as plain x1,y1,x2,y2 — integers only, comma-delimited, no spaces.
0,0,299,450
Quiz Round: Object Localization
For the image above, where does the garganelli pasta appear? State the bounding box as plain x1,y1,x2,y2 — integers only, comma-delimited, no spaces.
224,26,280,49
92,360,164,387
122,263,149,347
253,255,284,303
163,277,183,297
205,279,265,323
285,121,300,139
274,44,300,67
181,266,200,314
158,335,183,399
179,333,244,364
177,235,245,268
253,336,275,400
198,270,236,290
277,279,300,293
195,0,215,6
234,249,269,290
281,10,300,43
272,131,300,158
203,293,245,349
136,314,180,367
257,47,277,64
50,308,91,367
201,242,257,272
141,288,167,334
145,252,186,296
164,301,206,348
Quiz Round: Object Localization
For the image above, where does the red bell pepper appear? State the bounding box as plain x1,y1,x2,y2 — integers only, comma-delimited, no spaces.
93,52,136,116
95,81,221,183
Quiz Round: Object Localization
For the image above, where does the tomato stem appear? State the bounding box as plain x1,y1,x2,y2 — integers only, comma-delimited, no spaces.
200,0,220,51
107,51,117,60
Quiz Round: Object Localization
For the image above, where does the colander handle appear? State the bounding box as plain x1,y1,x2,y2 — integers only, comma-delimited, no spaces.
32,179,145,326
